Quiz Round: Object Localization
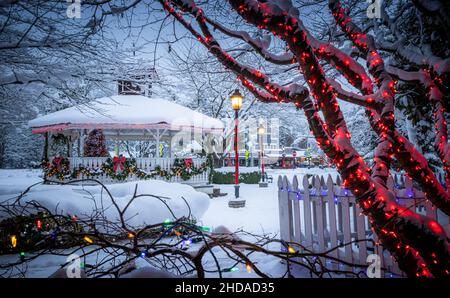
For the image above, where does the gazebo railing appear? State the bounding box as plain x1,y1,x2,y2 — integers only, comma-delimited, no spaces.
48,157,209,185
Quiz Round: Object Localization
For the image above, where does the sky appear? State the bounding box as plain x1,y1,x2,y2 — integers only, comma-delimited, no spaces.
65,0,361,118
85,1,335,75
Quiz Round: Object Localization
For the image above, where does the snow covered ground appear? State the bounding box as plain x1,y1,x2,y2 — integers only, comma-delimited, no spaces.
203,167,338,235
0,170,210,226
0,167,338,278
0,167,338,235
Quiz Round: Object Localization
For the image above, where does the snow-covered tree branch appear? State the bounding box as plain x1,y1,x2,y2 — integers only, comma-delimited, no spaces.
154,0,450,277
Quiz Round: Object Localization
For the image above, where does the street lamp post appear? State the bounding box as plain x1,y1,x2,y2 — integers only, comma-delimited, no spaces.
234,108,239,196
228,89,246,208
258,124,268,188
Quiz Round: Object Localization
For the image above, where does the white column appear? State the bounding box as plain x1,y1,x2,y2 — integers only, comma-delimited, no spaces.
168,131,173,158
156,128,161,157
77,130,81,157
79,129,86,156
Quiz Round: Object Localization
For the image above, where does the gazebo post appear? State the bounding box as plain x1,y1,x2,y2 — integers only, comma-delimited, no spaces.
168,131,173,158
79,129,86,157
114,131,120,156
77,130,81,157
146,128,160,158
190,126,194,154
67,134,71,157
156,128,161,157
202,131,206,155
43,132,49,160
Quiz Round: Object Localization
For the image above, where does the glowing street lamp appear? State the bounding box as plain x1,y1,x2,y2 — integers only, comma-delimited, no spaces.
228,89,245,207
258,124,268,188
231,89,242,197
230,89,243,110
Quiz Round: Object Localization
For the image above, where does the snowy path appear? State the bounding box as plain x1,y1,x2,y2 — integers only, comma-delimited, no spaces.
201,183,279,235
202,167,338,236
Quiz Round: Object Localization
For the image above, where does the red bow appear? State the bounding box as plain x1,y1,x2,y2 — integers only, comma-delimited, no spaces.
184,158,193,169
113,156,126,172
53,157,63,171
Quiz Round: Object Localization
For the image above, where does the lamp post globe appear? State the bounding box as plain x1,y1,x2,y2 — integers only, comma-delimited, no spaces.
257,125,265,136
230,89,243,110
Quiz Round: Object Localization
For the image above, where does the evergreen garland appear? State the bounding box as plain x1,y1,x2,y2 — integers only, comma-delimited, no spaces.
46,157,213,182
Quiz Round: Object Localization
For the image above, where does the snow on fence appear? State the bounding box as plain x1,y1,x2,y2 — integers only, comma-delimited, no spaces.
277,174,450,277
47,157,209,185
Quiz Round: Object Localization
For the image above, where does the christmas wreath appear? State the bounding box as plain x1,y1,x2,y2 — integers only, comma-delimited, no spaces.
42,157,71,181
170,158,207,181
101,156,137,181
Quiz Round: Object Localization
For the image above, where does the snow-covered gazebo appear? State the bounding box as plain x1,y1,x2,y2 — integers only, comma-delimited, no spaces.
29,95,223,185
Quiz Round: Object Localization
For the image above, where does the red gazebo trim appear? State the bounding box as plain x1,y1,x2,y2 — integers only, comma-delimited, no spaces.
31,122,223,134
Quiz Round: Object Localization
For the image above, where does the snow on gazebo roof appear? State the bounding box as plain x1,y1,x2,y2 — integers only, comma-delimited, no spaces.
29,95,224,133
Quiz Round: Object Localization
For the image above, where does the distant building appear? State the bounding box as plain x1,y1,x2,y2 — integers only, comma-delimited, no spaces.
117,67,159,97
221,117,328,168
222,117,281,166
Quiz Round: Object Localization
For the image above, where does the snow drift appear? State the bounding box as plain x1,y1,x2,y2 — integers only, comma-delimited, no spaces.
0,179,210,226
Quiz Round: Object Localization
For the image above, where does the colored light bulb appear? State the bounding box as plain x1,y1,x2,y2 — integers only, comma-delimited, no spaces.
246,264,252,273
11,235,17,248
36,219,42,230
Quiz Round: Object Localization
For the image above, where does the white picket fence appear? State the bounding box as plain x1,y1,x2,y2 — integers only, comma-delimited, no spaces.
47,157,209,185
277,174,450,277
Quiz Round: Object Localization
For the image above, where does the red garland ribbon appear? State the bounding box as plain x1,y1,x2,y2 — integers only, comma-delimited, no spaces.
53,157,63,172
113,156,126,172
184,158,193,169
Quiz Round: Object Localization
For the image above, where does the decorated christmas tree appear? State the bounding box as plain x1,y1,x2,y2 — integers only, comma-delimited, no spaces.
83,129,109,157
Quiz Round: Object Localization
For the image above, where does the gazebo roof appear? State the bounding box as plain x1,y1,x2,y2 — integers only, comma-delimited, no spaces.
29,95,224,133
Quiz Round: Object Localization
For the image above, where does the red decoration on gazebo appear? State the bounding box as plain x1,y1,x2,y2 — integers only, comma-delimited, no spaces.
184,158,193,169
113,156,126,172
53,157,64,172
